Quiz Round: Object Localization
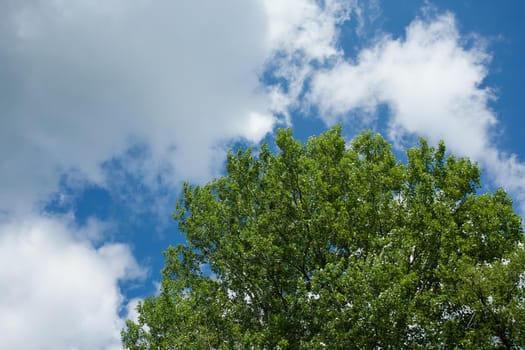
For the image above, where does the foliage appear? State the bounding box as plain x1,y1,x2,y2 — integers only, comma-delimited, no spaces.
122,126,525,349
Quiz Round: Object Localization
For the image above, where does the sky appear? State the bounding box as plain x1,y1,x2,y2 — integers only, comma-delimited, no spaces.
0,1,524,349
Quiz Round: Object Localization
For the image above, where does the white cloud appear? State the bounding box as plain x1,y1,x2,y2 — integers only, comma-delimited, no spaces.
0,0,277,214
262,0,351,59
0,214,145,350
261,0,355,121
306,12,525,212
310,13,494,153
244,112,277,142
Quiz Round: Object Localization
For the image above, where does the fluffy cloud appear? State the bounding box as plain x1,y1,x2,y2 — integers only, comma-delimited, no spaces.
306,12,525,212
0,0,276,214
0,215,145,350
309,13,493,153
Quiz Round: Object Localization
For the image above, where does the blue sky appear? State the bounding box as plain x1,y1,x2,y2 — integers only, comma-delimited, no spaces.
0,1,524,349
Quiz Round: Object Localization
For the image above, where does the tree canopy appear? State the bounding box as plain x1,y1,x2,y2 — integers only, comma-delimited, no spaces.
122,126,525,349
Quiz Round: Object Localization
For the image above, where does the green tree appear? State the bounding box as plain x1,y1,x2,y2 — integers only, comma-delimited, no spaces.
122,127,525,349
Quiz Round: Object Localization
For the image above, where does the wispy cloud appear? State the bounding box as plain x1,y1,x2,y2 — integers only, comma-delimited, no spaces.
261,0,357,122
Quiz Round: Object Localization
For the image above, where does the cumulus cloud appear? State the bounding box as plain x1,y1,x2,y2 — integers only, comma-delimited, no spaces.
0,0,276,214
306,11,525,212
0,215,145,350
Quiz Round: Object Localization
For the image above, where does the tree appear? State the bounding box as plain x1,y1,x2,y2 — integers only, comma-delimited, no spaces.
122,126,525,349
